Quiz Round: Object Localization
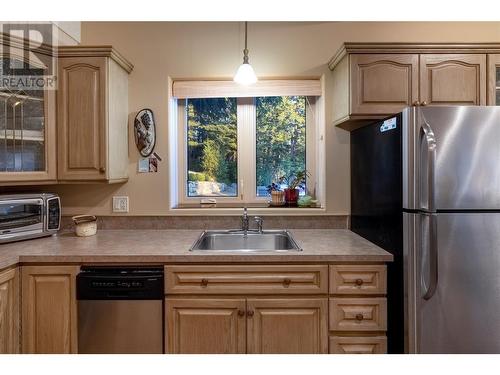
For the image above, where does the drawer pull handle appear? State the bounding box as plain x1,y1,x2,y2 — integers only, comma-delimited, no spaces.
201,278,209,287
283,278,291,287
355,279,364,286
237,310,245,317
355,313,364,321
247,310,254,317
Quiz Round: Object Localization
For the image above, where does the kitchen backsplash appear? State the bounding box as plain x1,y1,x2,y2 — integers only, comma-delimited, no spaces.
60,215,349,230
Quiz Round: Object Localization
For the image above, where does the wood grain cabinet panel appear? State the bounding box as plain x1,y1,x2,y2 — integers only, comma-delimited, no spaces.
329,298,387,332
0,268,20,353
420,54,486,106
58,57,107,181
21,266,79,354
329,336,387,354
165,265,328,295
57,48,131,183
487,54,500,105
247,298,328,354
330,265,386,295
165,298,246,354
350,54,419,114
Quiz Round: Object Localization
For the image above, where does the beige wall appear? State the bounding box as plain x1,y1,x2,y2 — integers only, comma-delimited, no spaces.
49,21,500,216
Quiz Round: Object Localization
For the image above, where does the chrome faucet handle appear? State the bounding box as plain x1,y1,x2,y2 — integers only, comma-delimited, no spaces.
241,206,250,232
254,216,263,233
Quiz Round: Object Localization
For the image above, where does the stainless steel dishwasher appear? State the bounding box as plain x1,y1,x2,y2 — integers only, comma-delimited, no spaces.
77,266,164,354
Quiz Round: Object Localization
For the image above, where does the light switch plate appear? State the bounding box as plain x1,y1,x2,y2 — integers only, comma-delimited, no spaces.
112,196,129,213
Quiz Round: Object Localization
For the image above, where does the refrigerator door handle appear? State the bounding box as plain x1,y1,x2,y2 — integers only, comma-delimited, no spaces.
422,213,438,300
420,120,437,212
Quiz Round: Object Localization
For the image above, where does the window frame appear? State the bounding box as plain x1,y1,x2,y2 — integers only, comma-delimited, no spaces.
175,95,320,207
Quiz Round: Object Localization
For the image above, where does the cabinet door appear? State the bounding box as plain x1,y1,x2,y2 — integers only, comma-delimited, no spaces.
57,57,107,181
420,54,486,105
165,298,246,354
0,268,20,353
487,54,500,105
0,50,57,184
247,298,328,354
22,266,79,354
350,54,419,115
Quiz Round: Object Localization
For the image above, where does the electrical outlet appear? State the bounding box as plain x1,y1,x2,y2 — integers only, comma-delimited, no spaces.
112,196,129,213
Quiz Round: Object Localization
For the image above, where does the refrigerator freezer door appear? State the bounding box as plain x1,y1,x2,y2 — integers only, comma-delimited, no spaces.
406,106,500,210
411,212,500,353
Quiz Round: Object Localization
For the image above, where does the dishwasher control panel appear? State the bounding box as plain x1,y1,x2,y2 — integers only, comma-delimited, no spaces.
77,266,164,300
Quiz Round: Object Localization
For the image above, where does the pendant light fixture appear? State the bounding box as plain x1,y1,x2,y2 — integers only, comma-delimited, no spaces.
233,21,258,85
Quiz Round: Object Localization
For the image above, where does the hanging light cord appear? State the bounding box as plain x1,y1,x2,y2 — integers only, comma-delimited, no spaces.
243,21,249,64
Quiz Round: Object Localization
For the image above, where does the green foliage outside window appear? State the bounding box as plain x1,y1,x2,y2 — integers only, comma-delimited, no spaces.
186,96,306,198
256,96,306,196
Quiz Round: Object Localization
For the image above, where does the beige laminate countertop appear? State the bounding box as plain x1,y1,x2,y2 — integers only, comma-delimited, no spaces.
0,229,392,270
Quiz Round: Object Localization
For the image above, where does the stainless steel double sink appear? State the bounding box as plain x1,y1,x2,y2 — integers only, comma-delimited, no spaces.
190,230,302,252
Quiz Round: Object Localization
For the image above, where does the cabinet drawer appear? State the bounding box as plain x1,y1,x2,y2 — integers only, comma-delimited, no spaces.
165,265,328,295
329,298,387,332
329,265,386,295
329,336,387,354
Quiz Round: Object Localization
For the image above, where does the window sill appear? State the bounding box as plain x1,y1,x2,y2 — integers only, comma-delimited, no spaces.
171,204,327,216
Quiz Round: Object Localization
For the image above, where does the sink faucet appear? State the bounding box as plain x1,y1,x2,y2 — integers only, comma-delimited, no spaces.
241,207,249,234
254,216,263,234
240,207,264,234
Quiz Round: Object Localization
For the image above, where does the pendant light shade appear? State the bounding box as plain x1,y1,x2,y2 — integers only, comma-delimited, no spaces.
234,22,257,85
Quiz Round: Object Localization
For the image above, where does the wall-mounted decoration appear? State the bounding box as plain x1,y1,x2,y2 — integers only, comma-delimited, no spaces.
133,108,156,157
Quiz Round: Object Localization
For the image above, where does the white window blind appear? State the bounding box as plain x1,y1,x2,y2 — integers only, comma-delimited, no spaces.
172,79,322,98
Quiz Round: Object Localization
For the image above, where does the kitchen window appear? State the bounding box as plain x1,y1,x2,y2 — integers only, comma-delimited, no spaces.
169,79,325,208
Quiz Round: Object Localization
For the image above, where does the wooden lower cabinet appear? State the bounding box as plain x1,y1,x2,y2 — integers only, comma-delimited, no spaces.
21,266,79,354
165,298,246,354
329,336,387,354
165,297,328,354
247,298,328,354
330,297,387,332
0,268,20,353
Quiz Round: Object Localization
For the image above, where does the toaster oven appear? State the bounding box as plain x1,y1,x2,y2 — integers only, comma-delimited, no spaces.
0,193,61,244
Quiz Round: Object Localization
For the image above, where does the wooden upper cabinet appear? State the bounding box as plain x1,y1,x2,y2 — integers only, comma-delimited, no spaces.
165,298,246,354
0,268,20,354
419,54,486,106
58,57,106,181
329,43,499,130
487,54,500,105
0,40,57,185
21,266,79,354
350,54,419,114
246,298,328,354
57,47,133,183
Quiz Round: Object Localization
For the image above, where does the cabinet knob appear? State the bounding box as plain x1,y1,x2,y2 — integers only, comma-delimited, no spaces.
247,310,254,317
283,278,291,287
355,313,364,321
413,101,420,106
99,167,106,173
237,310,245,317
421,101,427,106
355,278,364,286
200,278,209,287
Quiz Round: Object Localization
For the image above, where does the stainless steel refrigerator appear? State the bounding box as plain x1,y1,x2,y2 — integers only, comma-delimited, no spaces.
350,106,500,354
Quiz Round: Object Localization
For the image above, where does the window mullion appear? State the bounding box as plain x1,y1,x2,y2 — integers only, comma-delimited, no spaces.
236,97,255,203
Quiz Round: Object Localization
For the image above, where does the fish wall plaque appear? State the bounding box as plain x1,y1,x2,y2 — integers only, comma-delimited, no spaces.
133,108,156,157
